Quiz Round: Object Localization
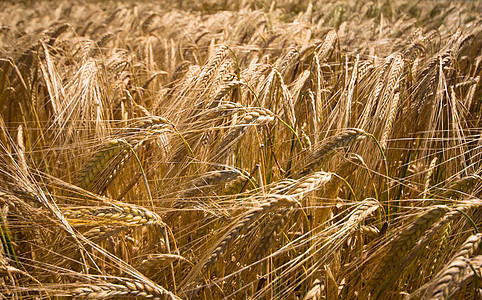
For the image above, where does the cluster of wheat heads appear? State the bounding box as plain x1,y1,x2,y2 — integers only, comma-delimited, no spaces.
0,0,480,299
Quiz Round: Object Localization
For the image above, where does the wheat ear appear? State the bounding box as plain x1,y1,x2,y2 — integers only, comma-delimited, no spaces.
358,225,381,239
380,92,400,150
71,278,180,299
222,173,253,195
367,206,450,298
171,170,244,210
431,175,481,201
75,117,171,193
302,278,324,300
252,172,332,260
251,210,289,261
213,107,275,156
345,199,380,229
324,154,364,200
139,254,190,268
82,226,126,243
422,157,438,199
209,80,243,109
204,195,299,267
200,44,229,86
410,199,481,258
315,30,338,61
179,170,242,199
297,129,367,177
62,203,164,226
422,234,482,299
286,171,333,199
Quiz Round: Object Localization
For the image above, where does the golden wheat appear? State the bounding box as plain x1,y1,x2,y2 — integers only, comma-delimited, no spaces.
0,1,480,299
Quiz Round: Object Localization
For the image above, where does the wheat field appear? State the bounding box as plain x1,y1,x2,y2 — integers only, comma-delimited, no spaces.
0,0,481,299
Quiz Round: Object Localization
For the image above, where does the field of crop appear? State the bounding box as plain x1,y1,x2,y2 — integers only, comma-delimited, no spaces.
0,0,480,299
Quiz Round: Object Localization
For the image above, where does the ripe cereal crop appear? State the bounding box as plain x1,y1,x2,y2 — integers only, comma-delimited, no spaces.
0,0,480,299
